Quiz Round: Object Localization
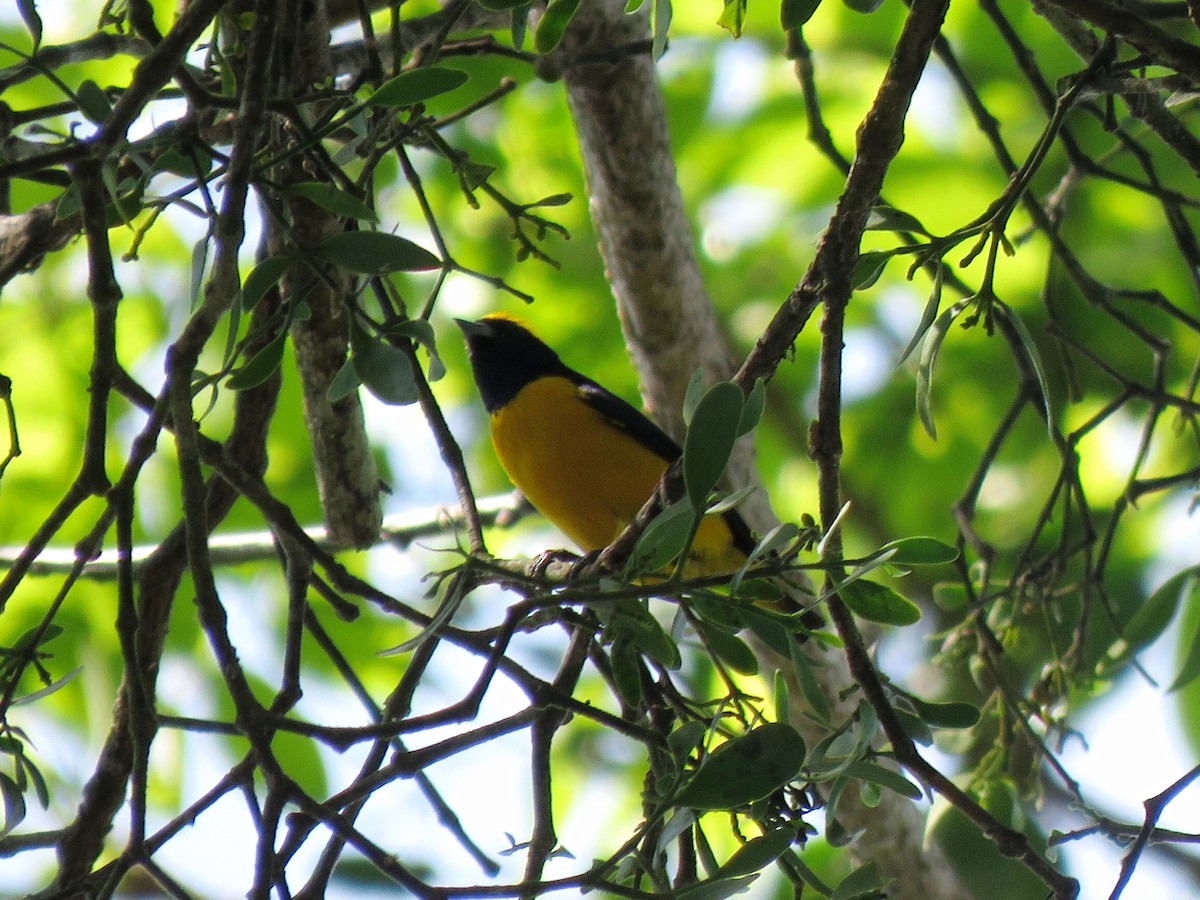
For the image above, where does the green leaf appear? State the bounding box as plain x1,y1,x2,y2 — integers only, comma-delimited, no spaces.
609,601,681,671
845,761,922,800
704,485,757,516
875,536,958,566
351,322,419,406
866,204,929,236
905,696,981,729
896,264,943,367
697,623,759,675
682,369,706,426
534,0,582,54
0,773,26,838
851,250,890,291
151,147,213,179
781,0,822,28
19,756,49,810
894,706,934,747
675,876,760,900
842,0,885,11
717,0,748,37
12,667,81,708
651,0,671,59
626,499,696,579
289,182,376,222
510,5,530,50
189,235,208,308
380,569,468,656
228,332,286,390
916,298,969,440
831,862,885,900
388,319,445,381
530,192,572,208
55,183,81,220
994,301,1055,438
240,255,294,310
737,379,765,437
77,79,112,124
773,670,791,727
1170,606,1200,693
318,231,441,275
610,636,644,706
1125,568,1197,652
683,382,744,512
932,582,968,611
367,66,469,107
667,721,707,763
838,580,921,626
673,723,806,811
326,357,361,402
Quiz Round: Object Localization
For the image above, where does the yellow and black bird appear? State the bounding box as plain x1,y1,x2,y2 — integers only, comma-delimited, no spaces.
456,313,759,579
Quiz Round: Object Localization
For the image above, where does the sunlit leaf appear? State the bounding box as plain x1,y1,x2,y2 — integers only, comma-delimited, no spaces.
534,0,582,54
717,0,748,37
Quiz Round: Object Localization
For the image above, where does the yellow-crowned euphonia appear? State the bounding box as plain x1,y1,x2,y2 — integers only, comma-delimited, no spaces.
457,313,758,577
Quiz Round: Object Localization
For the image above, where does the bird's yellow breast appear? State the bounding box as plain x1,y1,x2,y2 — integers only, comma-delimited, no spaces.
490,376,746,576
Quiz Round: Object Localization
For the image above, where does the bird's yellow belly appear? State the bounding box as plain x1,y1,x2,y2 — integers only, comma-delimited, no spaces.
490,377,745,576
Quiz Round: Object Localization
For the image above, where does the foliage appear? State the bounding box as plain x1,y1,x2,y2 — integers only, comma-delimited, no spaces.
0,0,1198,898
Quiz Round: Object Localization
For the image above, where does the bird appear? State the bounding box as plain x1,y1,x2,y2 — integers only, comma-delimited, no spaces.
456,313,762,580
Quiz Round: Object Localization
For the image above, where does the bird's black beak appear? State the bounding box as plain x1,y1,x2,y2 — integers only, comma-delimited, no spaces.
455,318,491,342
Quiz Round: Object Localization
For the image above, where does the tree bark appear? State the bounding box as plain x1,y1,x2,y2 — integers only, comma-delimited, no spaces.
555,3,965,897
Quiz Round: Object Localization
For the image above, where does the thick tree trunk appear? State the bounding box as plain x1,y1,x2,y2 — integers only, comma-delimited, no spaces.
554,3,965,897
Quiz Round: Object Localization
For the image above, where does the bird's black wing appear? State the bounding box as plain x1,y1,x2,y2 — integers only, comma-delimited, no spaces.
574,378,682,463
575,377,758,555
